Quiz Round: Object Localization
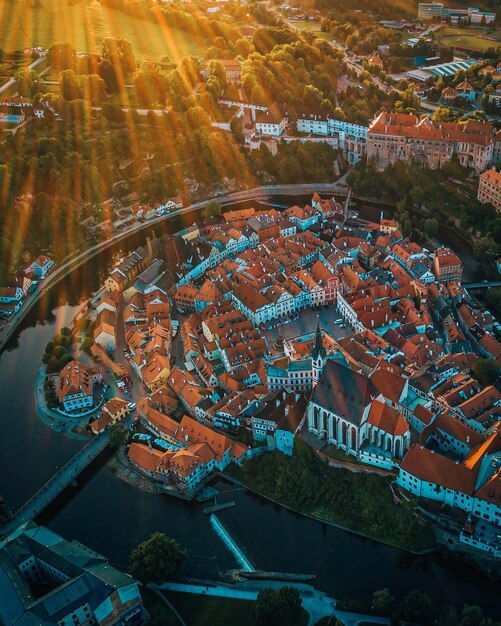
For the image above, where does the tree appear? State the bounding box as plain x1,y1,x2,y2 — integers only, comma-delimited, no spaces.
201,200,222,222
109,422,128,448
53,345,68,359
46,355,59,373
399,590,433,625
253,587,302,626
372,588,394,615
79,74,107,105
99,58,118,93
432,105,453,122
472,359,500,387
48,42,77,71
102,38,137,75
59,69,80,101
129,532,187,583
422,217,439,237
15,69,45,98
473,235,500,261
59,354,74,369
230,115,244,143
460,604,491,626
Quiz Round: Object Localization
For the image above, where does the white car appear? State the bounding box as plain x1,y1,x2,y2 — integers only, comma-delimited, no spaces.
127,402,136,410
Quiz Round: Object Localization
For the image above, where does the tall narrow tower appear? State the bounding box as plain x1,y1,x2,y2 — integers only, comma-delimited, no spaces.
312,317,326,385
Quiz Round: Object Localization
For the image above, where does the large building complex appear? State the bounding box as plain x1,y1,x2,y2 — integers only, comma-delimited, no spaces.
418,2,495,23
367,112,496,173
0,522,145,626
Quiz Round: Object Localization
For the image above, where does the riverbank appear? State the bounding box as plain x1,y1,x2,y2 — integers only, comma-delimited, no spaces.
223,441,434,554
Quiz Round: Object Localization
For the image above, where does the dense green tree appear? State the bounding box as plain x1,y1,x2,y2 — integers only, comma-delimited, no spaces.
109,422,128,448
372,588,394,615
59,354,74,369
472,359,500,387
48,42,77,72
79,74,107,106
253,587,302,626
46,355,59,373
53,345,68,359
399,590,433,625
15,69,45,99
102,37,136,75
59,69,80,101
473,235,500,261
201,200,222,222
129,532,187,583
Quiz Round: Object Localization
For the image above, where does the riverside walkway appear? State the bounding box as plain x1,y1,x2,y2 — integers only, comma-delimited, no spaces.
151,581,390,626
0,432,109,537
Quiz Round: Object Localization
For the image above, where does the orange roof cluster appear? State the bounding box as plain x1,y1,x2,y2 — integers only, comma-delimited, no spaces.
369,112,494,147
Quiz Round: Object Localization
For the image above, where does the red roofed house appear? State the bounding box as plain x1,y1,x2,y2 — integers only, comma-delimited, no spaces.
433,247,462,283
90,397,129,434
58,360,102,412
478,168,501,213
26,255,54,279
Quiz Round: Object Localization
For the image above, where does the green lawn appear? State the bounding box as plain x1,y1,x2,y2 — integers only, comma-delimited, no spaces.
164,591,308,626
0,0,206,62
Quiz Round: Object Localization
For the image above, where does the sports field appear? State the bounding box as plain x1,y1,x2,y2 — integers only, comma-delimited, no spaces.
0,0,206,62
437,26,501,53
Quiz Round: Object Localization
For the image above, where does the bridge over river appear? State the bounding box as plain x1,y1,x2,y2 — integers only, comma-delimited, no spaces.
463,280,501,290
0,432,109,537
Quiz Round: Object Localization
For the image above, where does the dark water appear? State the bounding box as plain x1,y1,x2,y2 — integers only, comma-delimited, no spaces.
1,196,500,615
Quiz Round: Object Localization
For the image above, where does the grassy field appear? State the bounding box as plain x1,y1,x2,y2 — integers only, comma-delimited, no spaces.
436,26,501,53
164,591,309,626
287,20,335,41
0,0,207,62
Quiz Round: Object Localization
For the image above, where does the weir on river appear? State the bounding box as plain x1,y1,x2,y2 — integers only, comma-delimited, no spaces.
210,513,254,573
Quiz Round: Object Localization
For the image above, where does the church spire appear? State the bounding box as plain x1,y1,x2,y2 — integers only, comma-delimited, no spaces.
312,317,325,360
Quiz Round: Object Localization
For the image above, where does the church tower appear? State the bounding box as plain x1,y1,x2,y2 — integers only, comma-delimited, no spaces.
312,318,326,385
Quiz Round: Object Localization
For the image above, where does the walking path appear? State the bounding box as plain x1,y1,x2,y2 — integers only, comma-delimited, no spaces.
151,581,390,626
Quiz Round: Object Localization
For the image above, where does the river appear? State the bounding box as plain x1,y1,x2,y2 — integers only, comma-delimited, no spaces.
0,196,499,615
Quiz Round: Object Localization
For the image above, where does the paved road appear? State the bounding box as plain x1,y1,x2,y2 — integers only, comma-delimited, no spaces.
91,105,172,116
0,182,346,356
151,581,390,626
0,55,45,96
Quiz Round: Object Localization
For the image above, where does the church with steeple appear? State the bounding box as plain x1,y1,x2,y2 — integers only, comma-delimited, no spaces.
312,318,327,386
266,319,347,393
